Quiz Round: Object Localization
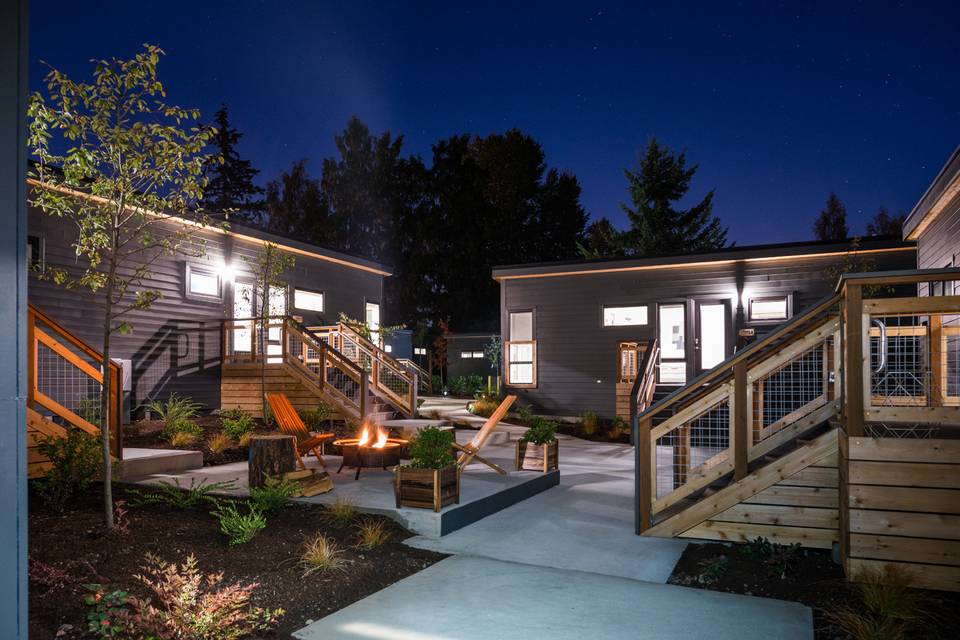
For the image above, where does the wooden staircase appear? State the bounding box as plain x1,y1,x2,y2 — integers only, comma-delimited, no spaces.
221,316,418,422
26,304,122,478
633,295,845,545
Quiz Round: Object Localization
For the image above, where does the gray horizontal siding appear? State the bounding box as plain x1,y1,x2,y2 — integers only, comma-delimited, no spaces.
28,202,383,417
501,248,916,418
917,195,960,295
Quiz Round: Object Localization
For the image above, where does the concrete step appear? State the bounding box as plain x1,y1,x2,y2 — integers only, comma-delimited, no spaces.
120,448,203,479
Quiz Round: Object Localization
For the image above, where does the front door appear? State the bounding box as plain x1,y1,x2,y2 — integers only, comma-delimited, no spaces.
695,300,730,374
658,303,687,384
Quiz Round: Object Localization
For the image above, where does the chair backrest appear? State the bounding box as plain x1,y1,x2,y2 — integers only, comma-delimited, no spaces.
265,392,308,439
467,395,517,451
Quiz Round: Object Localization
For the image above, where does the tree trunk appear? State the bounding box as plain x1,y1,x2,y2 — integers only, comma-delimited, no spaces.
100,262,116,532
248,435,296,487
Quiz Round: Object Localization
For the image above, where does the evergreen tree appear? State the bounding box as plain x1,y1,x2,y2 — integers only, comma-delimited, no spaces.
866,206,906,237
204,105,264,223
620,138,728,256
813,193,850,241
578,217,624,258
263,159,332,243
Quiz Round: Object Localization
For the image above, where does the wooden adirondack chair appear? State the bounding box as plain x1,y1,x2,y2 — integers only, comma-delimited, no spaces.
264,392,336,470
455,394,517,475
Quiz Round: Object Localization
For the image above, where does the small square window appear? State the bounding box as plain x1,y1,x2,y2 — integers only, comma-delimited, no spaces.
414,347,426,356
186,264,221,300
294,288,324,312
748,296,789,322
603,305,648,327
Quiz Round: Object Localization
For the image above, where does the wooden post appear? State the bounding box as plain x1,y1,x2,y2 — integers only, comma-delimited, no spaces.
637,415,653,533
248,434,296,488
844,284,865,437
930,313,944,405
733,361,748,481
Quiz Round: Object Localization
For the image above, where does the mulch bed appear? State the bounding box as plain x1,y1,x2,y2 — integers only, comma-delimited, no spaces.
669,541,960,639
29,484,446,638
554,423,629,444
123,416,353,466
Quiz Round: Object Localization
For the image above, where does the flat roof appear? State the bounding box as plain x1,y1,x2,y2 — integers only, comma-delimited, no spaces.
492,236,915,280
904,144,960,241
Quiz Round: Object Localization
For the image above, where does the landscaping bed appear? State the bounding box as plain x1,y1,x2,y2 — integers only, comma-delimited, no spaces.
669,541,960,639
29,484,446,638
123,415,268,465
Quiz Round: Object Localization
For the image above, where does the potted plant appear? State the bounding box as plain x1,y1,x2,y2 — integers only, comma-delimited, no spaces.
395,427,459,512
516,416,559,472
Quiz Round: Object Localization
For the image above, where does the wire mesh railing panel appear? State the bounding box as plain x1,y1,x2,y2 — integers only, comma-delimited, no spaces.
377,364,412,401
654,399,729,499
35,341,105,427
324,354,362,409
752,340,829,444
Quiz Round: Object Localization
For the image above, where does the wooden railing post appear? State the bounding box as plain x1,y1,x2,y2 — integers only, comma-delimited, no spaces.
636,415,653,534
733,361,748,480
844,284,865,437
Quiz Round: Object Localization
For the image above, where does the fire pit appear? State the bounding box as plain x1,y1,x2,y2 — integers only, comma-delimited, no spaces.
333,423,407,480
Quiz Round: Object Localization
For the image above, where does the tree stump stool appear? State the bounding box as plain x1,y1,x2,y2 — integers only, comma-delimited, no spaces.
248,434,296,488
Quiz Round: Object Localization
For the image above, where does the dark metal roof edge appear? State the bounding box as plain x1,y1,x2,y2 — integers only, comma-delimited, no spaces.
904,144,960,237
492,236,914,278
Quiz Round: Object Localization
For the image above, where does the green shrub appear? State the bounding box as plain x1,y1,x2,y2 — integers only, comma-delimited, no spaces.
469,391,501,418
580,411,600,436
249,477,297,514
210,501,266,546
161,418,203,443
608,416,629,439
520,416,557,445
220,407,255,441
429,374,442,392
407,426,455,469
127,478,237,510
148,393,203,442
83,585,130,638
77,395,103,427
448,374,484,396
514,404,535,427
34,429,102,513
299,403,333,431
740,536,803,578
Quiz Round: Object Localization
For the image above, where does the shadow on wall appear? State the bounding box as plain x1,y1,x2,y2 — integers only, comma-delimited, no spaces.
132,320,222,412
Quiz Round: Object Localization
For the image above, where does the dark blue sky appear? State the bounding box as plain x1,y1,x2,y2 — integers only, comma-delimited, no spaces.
29,1,960,244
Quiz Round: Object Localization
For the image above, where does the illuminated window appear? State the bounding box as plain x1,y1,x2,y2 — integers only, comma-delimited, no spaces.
294,288,324,312
506,310,536,386
461,351,473,359
472,351,484,359
384,344,393,353
186,264,220,300
414,347,427,356
603,305,648,327
748,296,789,322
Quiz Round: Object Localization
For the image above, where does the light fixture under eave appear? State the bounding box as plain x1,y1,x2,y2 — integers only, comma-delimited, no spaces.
218,262,236,284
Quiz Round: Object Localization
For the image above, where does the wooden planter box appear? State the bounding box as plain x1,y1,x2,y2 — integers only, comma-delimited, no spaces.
516,440,559,472
395,465,460,512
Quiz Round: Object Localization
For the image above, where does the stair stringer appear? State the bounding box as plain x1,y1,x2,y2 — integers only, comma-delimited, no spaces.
644,426,838,541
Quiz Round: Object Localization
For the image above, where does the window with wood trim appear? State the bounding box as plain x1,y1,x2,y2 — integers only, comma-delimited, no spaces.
748,295,790,322
506,310,536,386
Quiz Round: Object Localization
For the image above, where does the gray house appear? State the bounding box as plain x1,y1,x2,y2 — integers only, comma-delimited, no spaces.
904,144,960,295
27,191,390,416
446,332,499,380
493,237,916,418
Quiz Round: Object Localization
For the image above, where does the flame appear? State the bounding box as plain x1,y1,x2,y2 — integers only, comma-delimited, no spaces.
355,422,388,448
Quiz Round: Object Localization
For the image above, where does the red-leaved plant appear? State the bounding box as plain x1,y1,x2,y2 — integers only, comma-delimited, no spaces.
84,553,283,639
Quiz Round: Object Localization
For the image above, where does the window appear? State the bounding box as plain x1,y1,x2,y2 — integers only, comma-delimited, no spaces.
472,351,484,359
186,264,221,300
294,288,324,312
27,235,43,272
384,344,393,353
506,310,536,386
366,301,381,346
414,347,427,356
748,296,789,322
603,305,648,327
461,351,474,359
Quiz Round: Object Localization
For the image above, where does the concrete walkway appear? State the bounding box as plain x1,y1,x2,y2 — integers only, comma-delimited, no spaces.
406,398,686,583
292,398,813,640
294,556,813,640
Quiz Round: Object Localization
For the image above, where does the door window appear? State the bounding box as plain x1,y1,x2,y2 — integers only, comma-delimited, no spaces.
659,304,686,384
699,303,727,370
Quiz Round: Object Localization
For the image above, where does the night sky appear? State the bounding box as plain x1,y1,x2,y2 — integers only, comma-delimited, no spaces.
28,1,960,245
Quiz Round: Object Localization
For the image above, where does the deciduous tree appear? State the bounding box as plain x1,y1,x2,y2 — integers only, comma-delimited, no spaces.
866,206,906,237
28,45,217,530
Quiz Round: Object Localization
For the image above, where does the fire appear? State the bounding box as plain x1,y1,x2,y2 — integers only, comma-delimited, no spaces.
355,422,388,448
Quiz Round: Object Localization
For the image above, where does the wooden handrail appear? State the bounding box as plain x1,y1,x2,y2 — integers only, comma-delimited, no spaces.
27,303,122,457
629,338,659,420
